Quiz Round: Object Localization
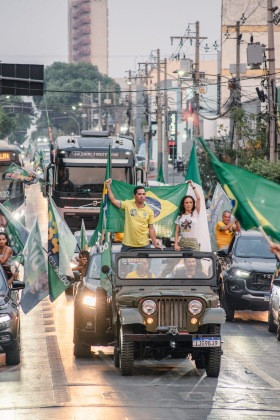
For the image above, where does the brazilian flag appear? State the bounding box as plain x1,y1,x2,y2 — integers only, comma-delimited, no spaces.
198,137,280,242
107,181,188,237
185,140,202,186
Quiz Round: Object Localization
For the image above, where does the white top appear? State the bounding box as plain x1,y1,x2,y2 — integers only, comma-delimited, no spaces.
175,210,199,239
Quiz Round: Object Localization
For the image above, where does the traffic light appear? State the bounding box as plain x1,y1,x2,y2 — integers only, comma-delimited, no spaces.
0,63,44,96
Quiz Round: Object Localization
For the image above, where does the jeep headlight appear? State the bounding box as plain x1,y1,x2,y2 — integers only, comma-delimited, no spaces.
82,295,96,307
235,269,250,278
188,300,203,316
142,300,157,315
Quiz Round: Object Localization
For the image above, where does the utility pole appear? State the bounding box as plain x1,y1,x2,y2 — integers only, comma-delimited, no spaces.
267,0,278,162
163,58,169,182
157,48,163,172
144,63,150,175
233,20,241,163
171,23,207,139
97,80,102,131
128,70,133,132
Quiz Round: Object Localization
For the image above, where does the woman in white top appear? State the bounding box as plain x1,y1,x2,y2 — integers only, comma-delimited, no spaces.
0,232,14,285
174,180,201,251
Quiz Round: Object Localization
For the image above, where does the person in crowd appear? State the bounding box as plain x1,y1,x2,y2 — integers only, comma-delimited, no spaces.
72,250,90,277
0,232,14,285
174,258,207,279
105,179,161,251
215,210,240,250
174,180,201,251
126,258,155,279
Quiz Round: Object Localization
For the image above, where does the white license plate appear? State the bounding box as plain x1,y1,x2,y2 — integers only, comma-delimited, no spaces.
264,293,270,302
192,337,221,348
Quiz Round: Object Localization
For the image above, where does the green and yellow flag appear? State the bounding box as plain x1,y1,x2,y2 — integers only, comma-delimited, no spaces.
157,164,165,184
198,137,280,242
106,181,188,237
185,140,202,186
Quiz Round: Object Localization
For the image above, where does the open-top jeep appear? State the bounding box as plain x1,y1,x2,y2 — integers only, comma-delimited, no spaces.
102,248,225,377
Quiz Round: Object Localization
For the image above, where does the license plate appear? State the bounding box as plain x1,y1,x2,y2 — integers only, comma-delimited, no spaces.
264,293,270,302
192,337,221,348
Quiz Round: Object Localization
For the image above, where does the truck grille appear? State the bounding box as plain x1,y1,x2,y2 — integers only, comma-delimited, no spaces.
247,272,272,292
157,298,190,330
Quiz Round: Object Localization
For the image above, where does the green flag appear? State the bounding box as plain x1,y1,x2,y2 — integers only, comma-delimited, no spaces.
0,203,29,256
157,164,165,184
185,140,202,185
21,218,48,314
2,162,38,185
80,219,88,251
48,198,76,301
107,181,188,237
198,137,280,242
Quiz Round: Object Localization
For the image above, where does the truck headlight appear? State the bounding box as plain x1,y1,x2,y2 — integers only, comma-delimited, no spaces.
235,269,250,278
82,295,96,307
142,300,157,315
188,300,203,316
0,314,11,324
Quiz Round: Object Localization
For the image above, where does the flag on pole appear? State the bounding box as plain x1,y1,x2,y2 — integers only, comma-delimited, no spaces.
2,163,38,185
198,137,280,242
48,198,76,301
185,140,202,185
80,219,88,251
0,203,29,256
20,218,48,314
157,164,165,184
207,183,232,251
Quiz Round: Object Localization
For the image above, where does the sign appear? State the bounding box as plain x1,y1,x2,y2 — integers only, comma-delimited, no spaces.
0,152,11,161
0,63,44,96
69,151,124,159
168,111,177,144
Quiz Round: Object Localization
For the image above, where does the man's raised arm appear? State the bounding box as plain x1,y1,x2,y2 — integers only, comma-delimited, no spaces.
105,178,121,209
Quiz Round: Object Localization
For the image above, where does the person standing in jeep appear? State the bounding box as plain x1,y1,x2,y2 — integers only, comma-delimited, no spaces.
105,179,161,251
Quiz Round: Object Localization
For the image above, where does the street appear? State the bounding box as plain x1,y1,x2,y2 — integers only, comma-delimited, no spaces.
0,184,280,419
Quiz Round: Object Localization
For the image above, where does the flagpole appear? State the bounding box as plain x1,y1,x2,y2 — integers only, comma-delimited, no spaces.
258,226,273,247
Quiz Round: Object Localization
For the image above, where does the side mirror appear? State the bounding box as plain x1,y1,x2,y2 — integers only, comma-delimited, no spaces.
101,265,110,274
273,278,280,286
73,271,81,282
11,281,25,291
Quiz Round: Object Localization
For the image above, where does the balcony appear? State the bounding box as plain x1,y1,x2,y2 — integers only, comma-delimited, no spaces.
81,36,90,45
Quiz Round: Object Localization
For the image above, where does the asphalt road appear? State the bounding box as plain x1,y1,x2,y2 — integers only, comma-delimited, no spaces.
1,184,280,419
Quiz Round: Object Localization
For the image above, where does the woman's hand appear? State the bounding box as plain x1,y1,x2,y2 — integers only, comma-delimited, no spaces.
174,244,181,251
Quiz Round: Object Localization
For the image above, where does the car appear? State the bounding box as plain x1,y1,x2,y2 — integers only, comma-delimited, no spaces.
268,259,280,339
136,155,155,172
0,266,25,365
102,248,225,377
73,243,122,357
219,230,276,321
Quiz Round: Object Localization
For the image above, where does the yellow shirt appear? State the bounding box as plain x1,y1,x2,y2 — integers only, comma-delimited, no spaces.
215,221,235,249
120,200,155,247
126,271,155,278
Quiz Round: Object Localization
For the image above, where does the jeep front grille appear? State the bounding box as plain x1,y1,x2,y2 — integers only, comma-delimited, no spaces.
157,298,189,330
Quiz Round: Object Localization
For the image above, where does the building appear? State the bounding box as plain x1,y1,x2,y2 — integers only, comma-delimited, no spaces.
68,0,109,75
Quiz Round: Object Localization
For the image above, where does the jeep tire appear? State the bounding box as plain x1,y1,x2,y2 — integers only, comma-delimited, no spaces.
119,325,134,376
205,326,221,378
6,339,20,366
268,308,277,333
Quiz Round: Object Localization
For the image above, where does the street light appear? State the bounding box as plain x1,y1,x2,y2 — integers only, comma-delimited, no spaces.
52,116,80,134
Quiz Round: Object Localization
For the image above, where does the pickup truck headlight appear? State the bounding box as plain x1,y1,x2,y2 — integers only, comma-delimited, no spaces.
82,295,96,307
142,300,157,315
235,269,250,278
188,300,203,315
0,314,11,324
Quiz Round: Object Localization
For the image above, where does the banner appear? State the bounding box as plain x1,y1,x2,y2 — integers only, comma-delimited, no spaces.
2,163,38,185
80,219,88,251
207,183,232,251
20,218,48,314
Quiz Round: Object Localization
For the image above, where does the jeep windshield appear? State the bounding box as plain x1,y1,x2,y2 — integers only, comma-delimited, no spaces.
235,236,276,259
117,256,213,280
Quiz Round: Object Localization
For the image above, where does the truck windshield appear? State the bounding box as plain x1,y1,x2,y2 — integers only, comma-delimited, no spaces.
117,257,213,280
235,236,275,259
56,166,132,192
0,168,23,200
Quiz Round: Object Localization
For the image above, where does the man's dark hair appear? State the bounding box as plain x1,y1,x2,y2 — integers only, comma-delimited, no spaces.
79,250,90,260
222,210,231,216
134,186,146,195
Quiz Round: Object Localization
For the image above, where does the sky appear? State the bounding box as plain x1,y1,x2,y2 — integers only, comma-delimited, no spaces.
0,0,221,79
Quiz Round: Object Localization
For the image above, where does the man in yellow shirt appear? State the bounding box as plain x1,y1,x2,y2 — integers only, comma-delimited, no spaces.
106,179,161,251
215,210,240,249
126,259,155,278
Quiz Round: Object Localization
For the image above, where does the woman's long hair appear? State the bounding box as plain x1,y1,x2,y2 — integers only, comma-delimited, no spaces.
0,232,10,247
178,195,196,217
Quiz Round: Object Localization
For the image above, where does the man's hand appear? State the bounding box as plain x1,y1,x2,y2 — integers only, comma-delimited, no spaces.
105,178,112,188
270,242,280,254
174,244,181,251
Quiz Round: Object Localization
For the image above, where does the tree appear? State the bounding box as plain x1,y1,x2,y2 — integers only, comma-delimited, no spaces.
34,62,120,137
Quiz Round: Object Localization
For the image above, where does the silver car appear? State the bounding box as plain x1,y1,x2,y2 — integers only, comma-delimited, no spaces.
268,260,280,340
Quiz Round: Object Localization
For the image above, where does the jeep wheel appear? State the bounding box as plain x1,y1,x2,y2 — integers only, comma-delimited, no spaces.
205,326,221,378
195,354,206,369
95,287,108,339
119,326,134,376
221,294,235,322
268,308,277,333
6,339,20,366
276,314,280,341
74,332,92,358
